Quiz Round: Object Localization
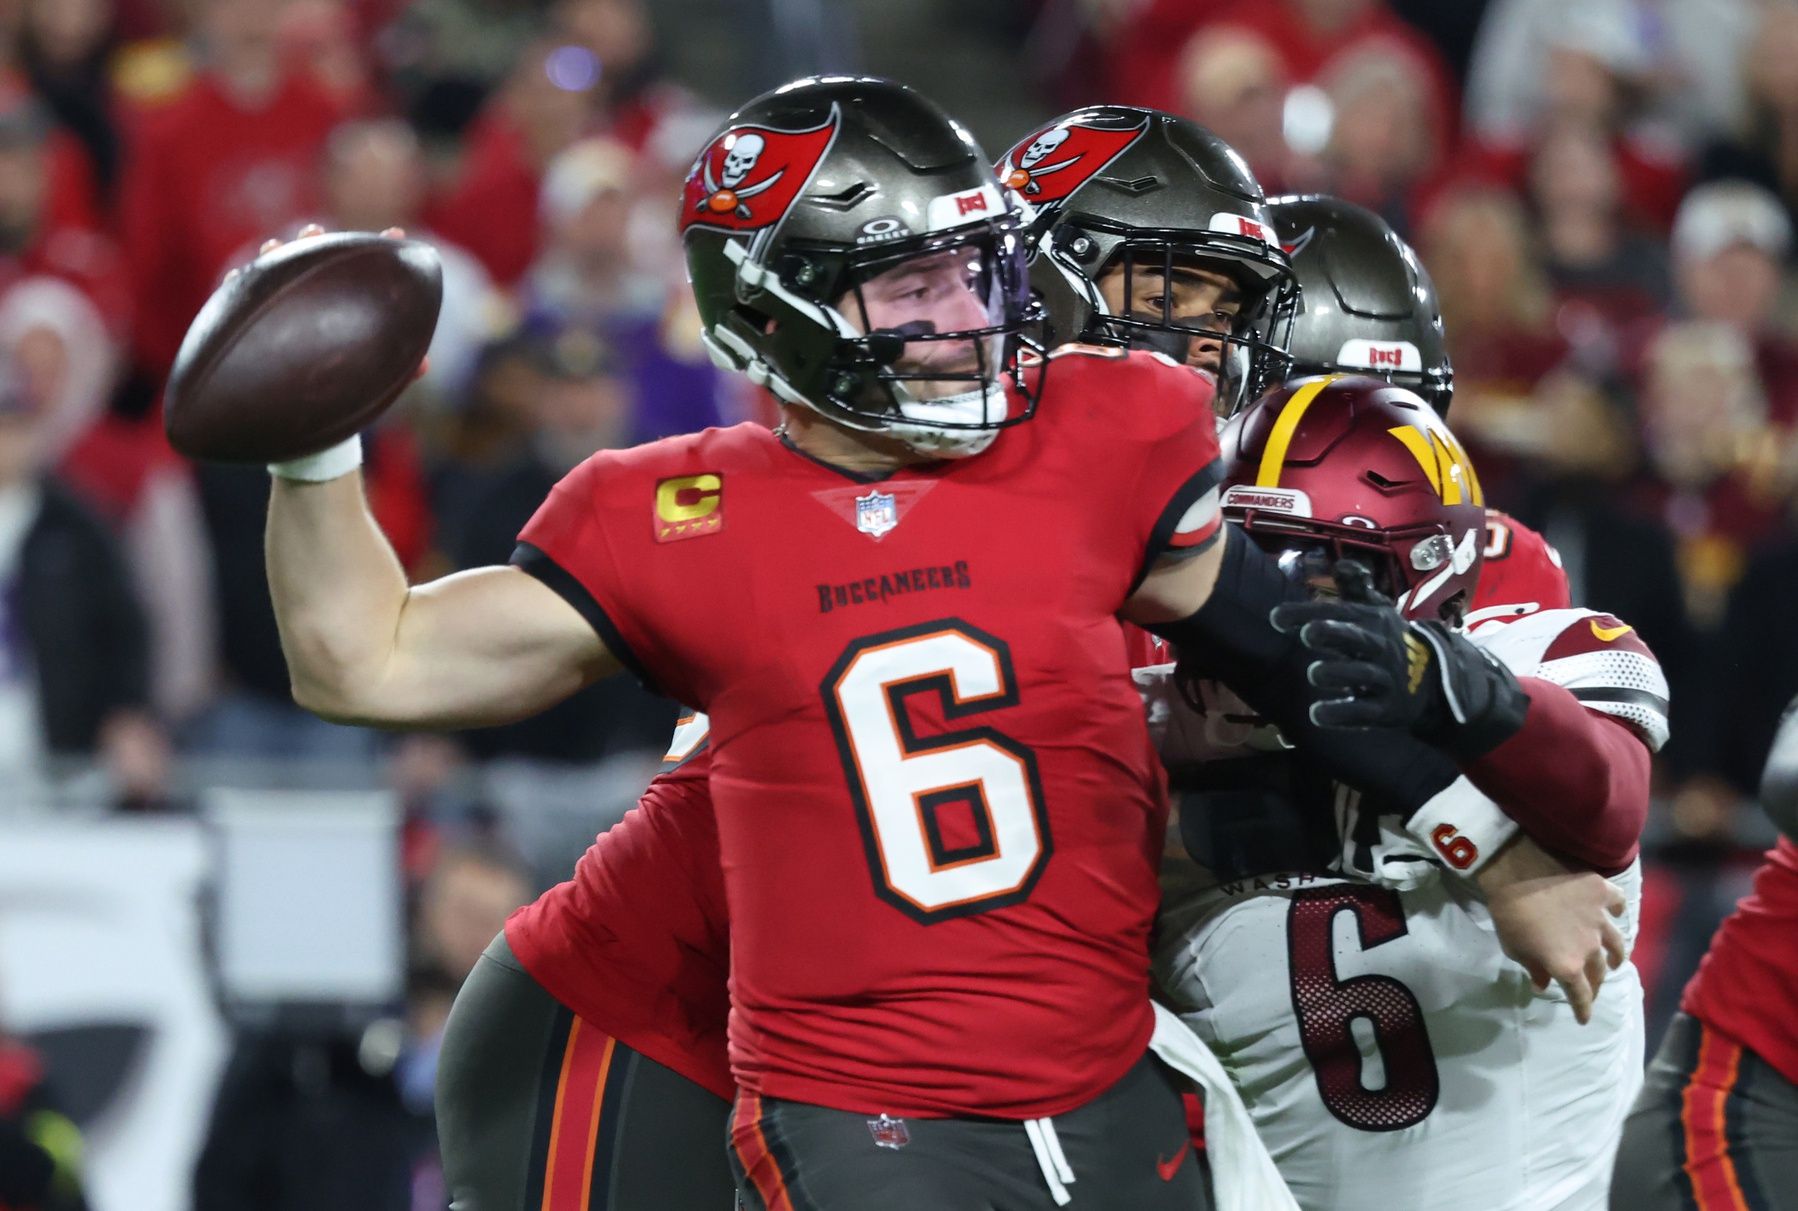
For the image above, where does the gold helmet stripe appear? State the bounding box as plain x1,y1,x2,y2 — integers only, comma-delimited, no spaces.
1437,427,1484,506
1386,425,1484,507
1255,375,1342,487
1387,425,1444,497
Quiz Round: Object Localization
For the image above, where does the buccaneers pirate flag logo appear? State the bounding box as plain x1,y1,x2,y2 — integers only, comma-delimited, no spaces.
996,117,1149,204
681,112,838,234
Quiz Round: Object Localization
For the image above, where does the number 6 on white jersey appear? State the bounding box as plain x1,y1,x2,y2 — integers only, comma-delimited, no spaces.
823,621,1051,923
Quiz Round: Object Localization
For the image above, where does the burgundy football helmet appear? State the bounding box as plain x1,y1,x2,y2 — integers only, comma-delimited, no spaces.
1219,375,1487,623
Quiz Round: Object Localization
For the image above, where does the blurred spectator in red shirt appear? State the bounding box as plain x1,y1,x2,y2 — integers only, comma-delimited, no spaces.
426,38,602,287
276,0,377,115
118,0,345,378
1170,26,1295,192
0,92,130,336
1305,43,1442,232
1457,0,1687,230
1417,186,1573,459
1527,119,1670,334
1108,0,1455,158
318,118,501,404
18,0,123,208
1467,0,1756,159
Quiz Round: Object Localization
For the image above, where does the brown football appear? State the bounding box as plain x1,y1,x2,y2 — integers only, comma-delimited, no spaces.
165,233,443,463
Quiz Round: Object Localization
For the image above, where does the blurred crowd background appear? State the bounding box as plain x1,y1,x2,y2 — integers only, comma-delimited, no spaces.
2,0,1797,1208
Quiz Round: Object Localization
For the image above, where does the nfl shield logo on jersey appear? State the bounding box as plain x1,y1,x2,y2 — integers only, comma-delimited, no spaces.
866,1114,910,1150
855,490,899,539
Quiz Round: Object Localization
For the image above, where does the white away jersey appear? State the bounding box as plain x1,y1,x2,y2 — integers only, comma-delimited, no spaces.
1150,607,1665,1210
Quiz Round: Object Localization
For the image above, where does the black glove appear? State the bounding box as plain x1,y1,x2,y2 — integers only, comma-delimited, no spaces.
1270,560,1529,759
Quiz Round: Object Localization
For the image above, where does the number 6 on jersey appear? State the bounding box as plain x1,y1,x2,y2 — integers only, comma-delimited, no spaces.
823,621,1051,923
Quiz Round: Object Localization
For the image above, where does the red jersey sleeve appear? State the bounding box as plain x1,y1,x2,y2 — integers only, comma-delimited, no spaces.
1124,353,1225,570
1050,347,1225,580
510,440,715,705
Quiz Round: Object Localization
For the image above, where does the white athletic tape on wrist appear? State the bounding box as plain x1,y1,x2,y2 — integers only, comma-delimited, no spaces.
268,435,363,482
1405,775,1519,878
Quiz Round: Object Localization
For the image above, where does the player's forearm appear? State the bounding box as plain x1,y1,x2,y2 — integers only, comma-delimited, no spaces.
1460,679,1650,873
265,472,413,720
1138,529,1465,813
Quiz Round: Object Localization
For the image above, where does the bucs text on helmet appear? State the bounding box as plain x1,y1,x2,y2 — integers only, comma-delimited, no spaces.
681,76,1043,458
1267,195,1453,415
1219,375,1486,624
997,106,1298,414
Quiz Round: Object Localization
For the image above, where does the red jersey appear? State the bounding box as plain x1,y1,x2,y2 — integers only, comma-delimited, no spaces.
1467,509,1571,623
514,347,1223,1117
1680,838,1798,1085
505,715,733,1099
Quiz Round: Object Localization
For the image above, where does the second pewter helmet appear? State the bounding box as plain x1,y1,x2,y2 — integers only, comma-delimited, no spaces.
680,76,1043,457
1266,195,1453,415
997,106,1298,414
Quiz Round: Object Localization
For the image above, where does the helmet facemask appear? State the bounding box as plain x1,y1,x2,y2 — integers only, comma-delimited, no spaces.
1232,510,1480,626
1046,217,1297,415
719,218,1045,459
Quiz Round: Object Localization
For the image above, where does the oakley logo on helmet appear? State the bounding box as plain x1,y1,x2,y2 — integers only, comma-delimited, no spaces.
1339,339,1423,372
681,112,839,234
855,216,914,245
996,119,1148,204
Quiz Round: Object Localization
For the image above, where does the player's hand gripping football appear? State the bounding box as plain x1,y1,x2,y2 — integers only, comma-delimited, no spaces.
1270,560,1528,758
1473,833,1628,1025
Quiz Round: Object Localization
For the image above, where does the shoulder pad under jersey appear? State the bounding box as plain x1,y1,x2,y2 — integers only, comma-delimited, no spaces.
1471,608,1668,751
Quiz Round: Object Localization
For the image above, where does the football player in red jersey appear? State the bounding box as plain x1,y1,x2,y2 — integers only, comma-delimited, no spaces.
1610,698,1798,1208
260,78,1427,1211
432,103,1324,1211
1003,106,1299,411
1007,136,1634,1005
